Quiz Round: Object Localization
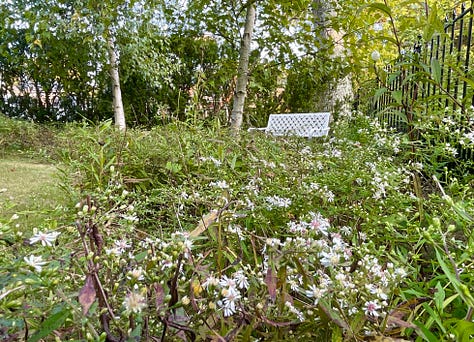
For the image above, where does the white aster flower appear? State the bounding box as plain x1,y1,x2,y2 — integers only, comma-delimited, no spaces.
182,296,190,305
364,300,381,317
123,291,147,314
219,275,237,290
114,239,131,253
265,195,292,208
373,22,383,31
233,270,249,289
24,255,48,272
320,250,341,268
285,301,304,321
128,267,145,281
309,212,330,236
220,287,241,316
202,274,219,289
305,284,326,305
210,180,229,189
29,230,60,246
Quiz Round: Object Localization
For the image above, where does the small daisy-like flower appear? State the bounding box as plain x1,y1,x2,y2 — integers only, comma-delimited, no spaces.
320,250,341,268
182,238,193,257
29,230,60,246
123,291,147,314
203,274,219,289
105,247,121,256
220,287,241,316
219,275,237,289
210,180,229,189
285,301,304,321
122,215,139,223
233,270,249,289
305,284,326,305
161,259,173,270
364,300,381,317
181,296,190,305
308,212,330,236
371,51,381,62
128,267,145,281
24,255,48,272
265,195,291,208
114,239,131,253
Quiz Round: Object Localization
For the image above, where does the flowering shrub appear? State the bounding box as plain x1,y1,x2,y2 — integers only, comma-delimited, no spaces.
1,113,473,340
413,106,474,177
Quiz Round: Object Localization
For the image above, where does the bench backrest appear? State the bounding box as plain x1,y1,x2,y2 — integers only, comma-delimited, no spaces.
265,112,330,137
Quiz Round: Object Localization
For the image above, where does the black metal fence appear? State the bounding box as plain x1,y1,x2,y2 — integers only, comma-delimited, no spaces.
372,3,474,125
369,3,474,162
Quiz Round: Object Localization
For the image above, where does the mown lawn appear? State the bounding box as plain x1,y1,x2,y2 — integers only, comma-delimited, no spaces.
0,158,68,226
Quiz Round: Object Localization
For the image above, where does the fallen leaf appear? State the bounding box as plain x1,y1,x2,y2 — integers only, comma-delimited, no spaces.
388,297,430,321
189,210,219,238
384,297,430,333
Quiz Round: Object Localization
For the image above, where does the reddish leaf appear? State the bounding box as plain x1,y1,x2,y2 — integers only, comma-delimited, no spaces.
385,297,431,332
261,315,298,327
265,268,277,301
154,283,165,312
78,275,96,315
389,297,430,320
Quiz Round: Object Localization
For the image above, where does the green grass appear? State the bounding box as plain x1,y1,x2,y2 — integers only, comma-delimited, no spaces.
0,157,69,227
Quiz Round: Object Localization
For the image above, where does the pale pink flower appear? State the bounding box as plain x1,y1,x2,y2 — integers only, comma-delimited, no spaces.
364,300,381,317
29,230,60,246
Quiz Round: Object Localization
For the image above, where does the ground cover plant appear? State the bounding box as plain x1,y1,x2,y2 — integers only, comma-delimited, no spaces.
1,111,474,341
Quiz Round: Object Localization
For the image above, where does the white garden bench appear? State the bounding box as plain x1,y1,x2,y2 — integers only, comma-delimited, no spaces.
248,112,331,138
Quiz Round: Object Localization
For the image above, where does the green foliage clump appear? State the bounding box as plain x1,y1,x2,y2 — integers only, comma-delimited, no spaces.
1,113,474,341
0,114,57,160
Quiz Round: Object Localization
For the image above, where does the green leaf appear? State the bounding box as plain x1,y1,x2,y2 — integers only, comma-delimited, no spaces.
365,3,392,17
455,320,474,342
430,58,441,84
135,250,148,262
319,299,349,330
433,281,445,312
391,90,403,104
29,307,71,342
373,87,388,103
413,320,440,342
422,302,446,334
435,249,474,307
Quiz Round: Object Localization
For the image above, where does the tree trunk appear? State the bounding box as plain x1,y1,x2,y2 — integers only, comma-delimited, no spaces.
313,0,353,117
230,2,256,133
106,34,126,130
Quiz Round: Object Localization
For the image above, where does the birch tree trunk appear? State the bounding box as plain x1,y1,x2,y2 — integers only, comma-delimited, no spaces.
313,0,353,117
106,34,126,130
230,2,256,133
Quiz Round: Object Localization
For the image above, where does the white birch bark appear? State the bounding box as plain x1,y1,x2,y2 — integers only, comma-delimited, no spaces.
313,0,353,117
107,34,126,130
230,2,256,133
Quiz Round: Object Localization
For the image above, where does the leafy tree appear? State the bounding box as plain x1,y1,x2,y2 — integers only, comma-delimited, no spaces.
0,0,177,128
